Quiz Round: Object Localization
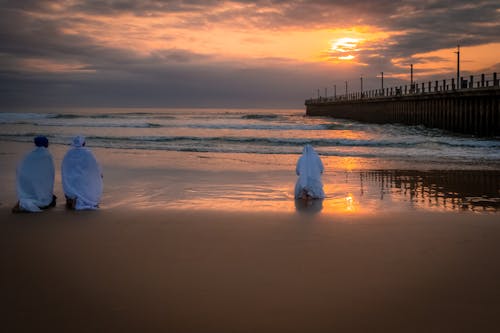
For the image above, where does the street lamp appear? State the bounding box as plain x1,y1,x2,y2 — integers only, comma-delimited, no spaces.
454,44,460,89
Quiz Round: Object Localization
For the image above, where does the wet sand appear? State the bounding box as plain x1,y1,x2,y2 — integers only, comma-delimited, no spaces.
2,209,500,333
1,142,499,214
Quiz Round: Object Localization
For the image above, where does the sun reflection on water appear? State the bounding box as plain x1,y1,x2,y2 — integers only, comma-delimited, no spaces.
345,195,354,212
106,170,499,215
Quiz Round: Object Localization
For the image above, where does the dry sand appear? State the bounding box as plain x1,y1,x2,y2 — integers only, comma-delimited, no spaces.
2,208,500,333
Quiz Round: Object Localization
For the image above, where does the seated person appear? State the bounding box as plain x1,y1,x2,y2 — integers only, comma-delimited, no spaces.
13,136,56,213
62,136,103,210
295,144,325,200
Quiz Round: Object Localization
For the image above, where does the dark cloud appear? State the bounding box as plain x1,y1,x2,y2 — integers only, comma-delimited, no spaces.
383,1,500,55
0,60,349,108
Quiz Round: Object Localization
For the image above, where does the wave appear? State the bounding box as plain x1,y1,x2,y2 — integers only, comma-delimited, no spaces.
4,119,328,131
175,123,327,130
32,122,163,129
79,135,500,150
52,113,177,120
71,144,500,161
0,112,177,122
2,132,499,149
1,112,320,131
1,111,292,123
51,114,81,119
32,122,323,130
2,134,499,162
241,114,279,120
0,113,53,121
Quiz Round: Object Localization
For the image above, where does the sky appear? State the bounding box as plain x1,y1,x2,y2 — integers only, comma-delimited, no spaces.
1,0,499,108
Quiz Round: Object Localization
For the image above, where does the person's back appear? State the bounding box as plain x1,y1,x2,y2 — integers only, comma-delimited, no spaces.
295,144,325,200
62,136,103,210
14,136,56,212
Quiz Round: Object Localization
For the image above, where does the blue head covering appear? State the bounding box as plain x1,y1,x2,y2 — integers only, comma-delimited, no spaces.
71,135,86,147
34,136,49,148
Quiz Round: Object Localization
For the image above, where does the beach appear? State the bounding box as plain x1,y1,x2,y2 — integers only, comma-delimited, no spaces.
2,209,500,332
2,138,500,332
2,0,500,330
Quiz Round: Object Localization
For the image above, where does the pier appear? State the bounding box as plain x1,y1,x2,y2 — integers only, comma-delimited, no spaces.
305,73,500,136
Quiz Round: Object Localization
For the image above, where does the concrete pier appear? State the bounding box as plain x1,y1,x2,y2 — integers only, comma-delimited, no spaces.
306,74,500,136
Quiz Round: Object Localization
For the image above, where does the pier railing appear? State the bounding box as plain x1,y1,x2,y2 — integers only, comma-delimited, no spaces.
306,72,499,104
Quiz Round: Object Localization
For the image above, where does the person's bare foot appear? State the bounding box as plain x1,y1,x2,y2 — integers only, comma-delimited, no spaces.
65,197,76,210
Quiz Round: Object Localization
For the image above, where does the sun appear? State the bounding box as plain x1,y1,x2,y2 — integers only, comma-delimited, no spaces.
330,37,360,53
328,37,362,61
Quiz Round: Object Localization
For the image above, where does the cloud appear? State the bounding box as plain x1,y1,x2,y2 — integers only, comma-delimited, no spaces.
0,59,351,108
0,0,499,108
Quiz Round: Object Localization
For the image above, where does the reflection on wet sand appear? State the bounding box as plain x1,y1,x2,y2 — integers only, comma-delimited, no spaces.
102,166,499,215
358,170,500,212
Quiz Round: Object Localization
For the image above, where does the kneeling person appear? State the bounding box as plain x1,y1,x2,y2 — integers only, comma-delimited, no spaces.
13,136,56,213
295,144,325,200
62,136,103,210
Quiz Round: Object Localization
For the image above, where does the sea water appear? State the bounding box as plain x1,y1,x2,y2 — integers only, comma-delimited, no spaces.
1,108,499,165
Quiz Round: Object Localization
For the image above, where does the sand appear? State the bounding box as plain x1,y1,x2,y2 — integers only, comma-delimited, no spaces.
2,141,500,332
2,209,500,333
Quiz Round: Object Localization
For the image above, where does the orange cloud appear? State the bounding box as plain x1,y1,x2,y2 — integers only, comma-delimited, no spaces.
20,58,94,73
390,42,500,79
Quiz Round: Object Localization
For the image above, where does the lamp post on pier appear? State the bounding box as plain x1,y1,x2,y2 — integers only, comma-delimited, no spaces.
360,75,363,98
455,44,460,89
410,64,414,92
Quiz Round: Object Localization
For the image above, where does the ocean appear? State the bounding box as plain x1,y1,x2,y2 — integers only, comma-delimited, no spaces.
1,107,499,165
1,108,499,213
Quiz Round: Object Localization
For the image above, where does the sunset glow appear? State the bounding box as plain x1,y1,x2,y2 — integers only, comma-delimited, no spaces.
1,1,499,107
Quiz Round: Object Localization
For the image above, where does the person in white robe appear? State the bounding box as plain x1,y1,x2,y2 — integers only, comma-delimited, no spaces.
295,144,325,200
62,136,103,210
13,136,56,212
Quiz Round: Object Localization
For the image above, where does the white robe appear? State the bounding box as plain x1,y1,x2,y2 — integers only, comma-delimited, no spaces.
295,145,325,199
16,147,55,212
62,146,103,210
